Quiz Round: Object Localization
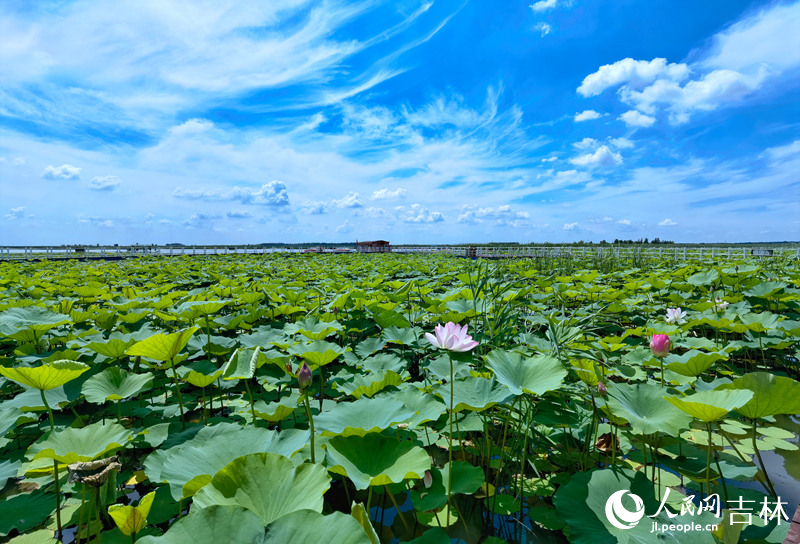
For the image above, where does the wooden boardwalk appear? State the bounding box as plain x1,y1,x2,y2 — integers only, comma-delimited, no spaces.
785,505,800,544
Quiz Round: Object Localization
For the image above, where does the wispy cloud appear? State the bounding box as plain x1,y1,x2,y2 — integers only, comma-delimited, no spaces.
173,182,290,206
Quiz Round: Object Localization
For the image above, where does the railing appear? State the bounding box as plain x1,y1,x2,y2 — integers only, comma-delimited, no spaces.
0,245,797,261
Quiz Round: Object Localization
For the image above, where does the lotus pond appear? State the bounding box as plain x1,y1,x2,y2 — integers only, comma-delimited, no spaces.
0,253,799,543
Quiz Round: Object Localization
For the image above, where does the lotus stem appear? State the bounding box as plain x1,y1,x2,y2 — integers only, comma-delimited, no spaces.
384,485,410,533
659,356,664,388
168,360,186,429
40,389,63,541
244,378,257,427
751,419,777,496
447,352,454,527
303,393,316,463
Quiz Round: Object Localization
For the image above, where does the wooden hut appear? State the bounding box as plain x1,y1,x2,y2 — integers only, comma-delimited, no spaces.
356,240,391,253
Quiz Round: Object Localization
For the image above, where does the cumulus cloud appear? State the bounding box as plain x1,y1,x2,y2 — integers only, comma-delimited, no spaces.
530,0,558,12
173,181,289,206
89,175,121,190
183,212,218,228
226,209,252,219
578,58,690,97
5,206,25,220
619,110,656,127
570,145,622,166
574,110,602,122
533,22,551,37
364,207,387,218
370,188,407,200
610,137,634,149
395,204,444,223
42,164,81,180
573,137,598,150
299,201,328,215
457,205,529,227
617,218,631,225
332,192,364,208
563,222,579,231
658,218,677,226
336,220,353,233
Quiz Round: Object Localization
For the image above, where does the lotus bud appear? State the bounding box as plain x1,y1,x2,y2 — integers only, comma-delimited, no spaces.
649,334,671,358
423,470,433,489
597,382,607,396
298,362,312,390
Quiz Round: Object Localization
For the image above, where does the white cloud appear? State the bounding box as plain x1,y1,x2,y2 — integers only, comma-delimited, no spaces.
563,222,579,231
610,137,634,149
364,207,387,218
173,181,289,206
0,156,27,166
396,204,444,223
370,188,407,200
299,201,328,215
658,218,677,226
619,110,656,127
573,137,598,150
5,207,26,220
42,164,81,180
336,220,353,233
332,192,364,208
530,0,558,12
183,212,218,228
570,145,622,167
541,156,558,162
226,209,252,219
578,58,690,97
457,205,529,226
617,218,631,225
534,22,551,37
574,109,602,122
89,175,121,190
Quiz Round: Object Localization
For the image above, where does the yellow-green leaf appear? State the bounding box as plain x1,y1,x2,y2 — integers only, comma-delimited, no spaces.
108,490,156,535
0,360,89,391
126,327,199,362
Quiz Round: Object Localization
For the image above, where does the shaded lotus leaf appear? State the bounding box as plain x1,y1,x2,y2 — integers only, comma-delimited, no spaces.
487,494,521,515
360,353,405,374
126,326,200,362
263,509,371,544
0,407,25,436
315,397,414,437
192,453,330,525
0,491,55,537
0,360,89,391
382,326,419,346
371,308,410,329
355,337,386,358
175,300,228,319
665,389,754,423
606,382,693,436
407,528,451,544
435,378,513,413
252,392,300,422
86,337,138,359
440,461,483,496
288,340,347,367
108,490,156,536
716,372,800,419
665,350,727,377
178,360,223,388
28,422,131,464
336,370,403,399
325,433,430,490
486,350,566,396
553,468,716,544
284,317,343,340
82,367,153,403
157,427,309,500
137,505,265,544
387,386,446,427
0,458,21,488
222,347,260,380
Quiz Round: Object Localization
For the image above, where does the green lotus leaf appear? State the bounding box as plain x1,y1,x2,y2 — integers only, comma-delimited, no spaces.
486,350,566,396
0,491,55,537
354,337,386,358
350,502,380,544
0,459,21,488
28,421,130,464
571,359,601,387
263,510,371,544
739,312,781,332
137,505,265,544
371,308,411,329
175,300,228,318
222,347,260,380
359,353,405,374
435,378,513,413
665,350,727,377
126,326,200,362
441,461,483,496
157,427,309,500
382,326,419,346
284,317,343,340
743,281,787,298
0,360,89,391
606,382,693,436
86,337,138,359
288,340,347,367
315,397,414,437
716,372,800,419
387,385,446,427
406,528,450,544
82,367,153,403
108,490,156,536
553,468,716,544
336,370,403,399
252,392,300,422
192,453,330,525
664,389,754,423
325,433,430,490
178,360,223,388
687,270,719,286
0,306,70,341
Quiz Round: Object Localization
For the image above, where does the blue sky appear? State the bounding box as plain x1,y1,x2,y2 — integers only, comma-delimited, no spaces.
1,0,799,245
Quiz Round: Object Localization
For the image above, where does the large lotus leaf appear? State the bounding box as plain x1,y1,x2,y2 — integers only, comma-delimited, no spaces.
435,378,513,413
355,337,386,358
0,491,55,537
178,360,223,388
263,509,371,544
665,389,754,423
0,306,70,338
28,422,131,463
0,407,25,436
315,397,414,437
288,340,347,367
0,360,89,391
716,372,800,418
126,326,200,362
137,505,265,544
486,350,566,396
553,468,716,544
665,350,727,377
387,386,446,427
222,347,260,380
325,433,430,490
86,337,138,359
359,353,405,374
606,382,693,437
192,453,330,525
739,312,781,332
0,459,21,488
82,367,153,403
252,392,300,423
440,461,483,496
336,370,403,399
175,300,228,318
284,317,343,340
743,282,787,298
382,326,419,346
158,427,309,500
687,270,719,286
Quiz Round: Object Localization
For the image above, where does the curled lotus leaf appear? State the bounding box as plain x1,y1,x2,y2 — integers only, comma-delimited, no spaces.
0,360,89,391
28,422,131,464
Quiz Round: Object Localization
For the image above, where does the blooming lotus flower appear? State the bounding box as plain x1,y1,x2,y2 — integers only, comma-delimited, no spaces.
709,297,729,310
665,308,687,324
425,322,479,352
297,362,312,390
650,334,670,358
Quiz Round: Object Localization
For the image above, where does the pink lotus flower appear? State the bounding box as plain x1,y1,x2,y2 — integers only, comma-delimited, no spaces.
665,308,686,324
297,362,313,390
649,334,671,358
425,322,479,352
597,382,607,396
708,297,729,310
